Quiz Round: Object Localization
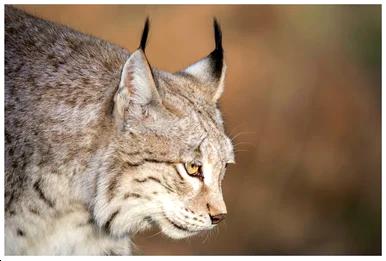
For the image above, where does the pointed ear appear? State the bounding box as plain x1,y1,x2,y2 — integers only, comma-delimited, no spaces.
182,19,226,103
113,49,161,123
113,18,163,125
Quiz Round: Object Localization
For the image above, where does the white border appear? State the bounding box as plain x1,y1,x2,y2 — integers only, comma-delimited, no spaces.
0,2,4,259
1,1,385,4
381,1,384,258
0,1,383,259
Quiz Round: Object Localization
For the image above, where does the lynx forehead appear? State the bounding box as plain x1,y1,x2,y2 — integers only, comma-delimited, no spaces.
5,6,234,255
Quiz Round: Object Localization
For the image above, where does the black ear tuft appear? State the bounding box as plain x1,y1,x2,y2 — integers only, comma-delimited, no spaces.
139,17,150,51
213,18,223,52
210,18,224,78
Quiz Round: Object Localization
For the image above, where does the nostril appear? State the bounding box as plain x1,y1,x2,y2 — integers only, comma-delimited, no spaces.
209,213,226,224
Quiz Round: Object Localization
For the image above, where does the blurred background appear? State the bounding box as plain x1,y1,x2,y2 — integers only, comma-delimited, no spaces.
16,5,381,255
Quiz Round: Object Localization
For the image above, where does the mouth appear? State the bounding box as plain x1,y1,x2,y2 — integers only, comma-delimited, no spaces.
166,217,190,232
159,213,203,239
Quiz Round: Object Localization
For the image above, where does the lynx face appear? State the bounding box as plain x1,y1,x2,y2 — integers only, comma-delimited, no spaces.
114,127,234,239
92,20,234,239
158,136,234,239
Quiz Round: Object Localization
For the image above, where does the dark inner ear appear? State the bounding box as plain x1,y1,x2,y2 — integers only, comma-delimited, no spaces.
208,49,223,80
178,18,226,103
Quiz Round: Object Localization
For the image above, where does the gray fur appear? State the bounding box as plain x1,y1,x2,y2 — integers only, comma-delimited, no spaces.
5,6,234,255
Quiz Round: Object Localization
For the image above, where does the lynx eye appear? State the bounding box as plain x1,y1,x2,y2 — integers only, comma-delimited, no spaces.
184,162,203,179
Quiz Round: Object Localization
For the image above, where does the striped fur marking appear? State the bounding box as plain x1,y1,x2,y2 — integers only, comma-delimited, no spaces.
123,192,141,199
33,179,54,208
103,210,120,234
134,176,175,193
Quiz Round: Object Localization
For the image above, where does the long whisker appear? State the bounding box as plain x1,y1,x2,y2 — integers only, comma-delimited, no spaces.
230,131,256,142
234,149,250,153
201,230,211,244
228,123,248,136
147,229,163,238
233,141,255,146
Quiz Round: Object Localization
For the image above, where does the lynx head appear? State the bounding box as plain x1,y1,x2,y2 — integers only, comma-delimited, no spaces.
93,19,234,239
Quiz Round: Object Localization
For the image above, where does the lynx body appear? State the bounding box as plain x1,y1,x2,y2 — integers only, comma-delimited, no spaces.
5,6,234,255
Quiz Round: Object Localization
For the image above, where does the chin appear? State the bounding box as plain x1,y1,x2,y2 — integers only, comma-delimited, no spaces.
155,215,202,239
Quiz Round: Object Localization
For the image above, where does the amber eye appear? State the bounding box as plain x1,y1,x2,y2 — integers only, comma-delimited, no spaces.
184,162,203,179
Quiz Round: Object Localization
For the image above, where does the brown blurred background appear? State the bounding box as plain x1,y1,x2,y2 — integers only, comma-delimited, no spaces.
16,5,381,255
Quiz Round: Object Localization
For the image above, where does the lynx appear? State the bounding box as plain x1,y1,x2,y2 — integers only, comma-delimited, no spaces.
5,6,234,255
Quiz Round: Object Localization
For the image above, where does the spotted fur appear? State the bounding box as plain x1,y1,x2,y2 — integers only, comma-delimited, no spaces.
5,6,234,255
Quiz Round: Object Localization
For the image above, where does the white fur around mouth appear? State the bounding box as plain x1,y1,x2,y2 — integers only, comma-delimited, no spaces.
163,214,201,234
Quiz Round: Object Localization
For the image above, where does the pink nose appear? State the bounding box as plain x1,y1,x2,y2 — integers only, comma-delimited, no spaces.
209,213,226,224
